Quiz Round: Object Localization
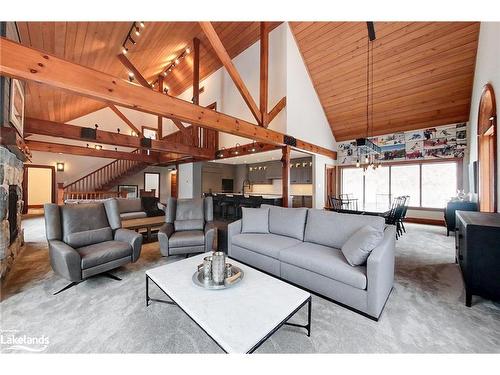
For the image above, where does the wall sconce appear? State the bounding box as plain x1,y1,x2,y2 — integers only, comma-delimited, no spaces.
56,162,65,172
234,143,240,155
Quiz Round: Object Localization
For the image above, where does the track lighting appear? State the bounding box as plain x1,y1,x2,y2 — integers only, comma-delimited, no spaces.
139,22,145,28
122,47,128,54
356,159,360,168
364,155,369,164
175,58,180,65
186,47,191,54
95,145,102,150
135,27,140,36
128,72,135,82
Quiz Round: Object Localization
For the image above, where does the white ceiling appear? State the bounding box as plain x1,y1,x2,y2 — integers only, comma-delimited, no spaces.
212,149,311,165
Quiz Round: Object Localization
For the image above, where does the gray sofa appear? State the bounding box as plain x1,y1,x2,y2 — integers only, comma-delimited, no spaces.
227,206,395,320
158,197,216,257
44,200,143,294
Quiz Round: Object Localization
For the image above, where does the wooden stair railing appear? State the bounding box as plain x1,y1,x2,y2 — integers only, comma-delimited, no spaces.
63,149,148,198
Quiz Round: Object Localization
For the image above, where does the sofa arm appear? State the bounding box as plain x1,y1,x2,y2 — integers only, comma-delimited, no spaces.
204,221,217,252
48,240,82,282
158,223,174,256
115,228,143,262
227,219,242,257
366,225,396,318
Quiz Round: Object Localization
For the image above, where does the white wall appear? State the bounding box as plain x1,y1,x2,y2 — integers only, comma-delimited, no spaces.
285,24,337,151
466,22,500,210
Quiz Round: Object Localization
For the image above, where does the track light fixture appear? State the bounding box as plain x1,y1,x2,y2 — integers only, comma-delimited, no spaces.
95,145,102,150
152,46,192,86
121,22,145,58
128,72,135,82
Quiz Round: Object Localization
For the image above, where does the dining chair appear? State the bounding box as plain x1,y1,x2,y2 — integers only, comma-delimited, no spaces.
330,197,344,211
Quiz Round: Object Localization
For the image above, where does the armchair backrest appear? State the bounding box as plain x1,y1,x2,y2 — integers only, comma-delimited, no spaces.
165,197,213,231
44,200,122,248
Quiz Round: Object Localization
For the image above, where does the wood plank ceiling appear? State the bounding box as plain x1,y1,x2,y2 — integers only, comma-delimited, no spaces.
16,22,280,123
290,22,480,141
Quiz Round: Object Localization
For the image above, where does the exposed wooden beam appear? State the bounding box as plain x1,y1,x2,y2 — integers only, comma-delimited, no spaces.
157,75,164,138
0,38,335,159
281,146,291,208
192,37,201,146
199,22,262,125
267,97,286,124
26,140,159,162
24,118,214,159
169,119,191,139
215,141,279,160
108,104,142,136
260,22,270,127
117,53,150,88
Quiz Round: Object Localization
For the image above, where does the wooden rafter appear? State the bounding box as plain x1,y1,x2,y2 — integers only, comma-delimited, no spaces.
170,119,191,138
267,97,287,124
260,22,270,127
192,37,201,146
0,38,336,159
199,22,262,126
26,140,159,162
215,141,279,160
24,118,213,159
117,53,150,88
108,104,142,136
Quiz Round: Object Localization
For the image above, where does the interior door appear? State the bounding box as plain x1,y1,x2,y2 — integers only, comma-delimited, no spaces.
23,165,55,212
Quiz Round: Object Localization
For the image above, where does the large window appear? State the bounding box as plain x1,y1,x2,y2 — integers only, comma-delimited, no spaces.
341,161,459,209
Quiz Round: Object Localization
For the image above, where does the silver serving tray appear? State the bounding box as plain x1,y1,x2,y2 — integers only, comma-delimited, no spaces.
192,265,244,290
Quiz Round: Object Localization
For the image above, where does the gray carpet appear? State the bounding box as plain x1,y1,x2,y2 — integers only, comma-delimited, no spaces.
1,217,499,353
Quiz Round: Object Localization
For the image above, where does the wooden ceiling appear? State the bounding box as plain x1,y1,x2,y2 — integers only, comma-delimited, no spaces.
16,21,280,123
290,22,480,141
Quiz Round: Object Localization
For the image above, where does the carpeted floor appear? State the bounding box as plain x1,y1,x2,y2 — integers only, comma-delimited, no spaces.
1,217,499,353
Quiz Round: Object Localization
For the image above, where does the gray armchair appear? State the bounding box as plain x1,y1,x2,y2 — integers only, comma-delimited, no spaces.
158,197,216,257
44,199,143,294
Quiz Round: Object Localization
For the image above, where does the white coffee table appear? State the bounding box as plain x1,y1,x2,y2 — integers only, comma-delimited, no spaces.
145,253,311,353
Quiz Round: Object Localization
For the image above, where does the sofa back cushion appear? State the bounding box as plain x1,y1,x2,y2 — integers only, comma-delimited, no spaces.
241,207,269,234
176,198,204,221
60,203,113,247
174,219,204,231
304,209,385,249
267,206,308,241
117,198,142,214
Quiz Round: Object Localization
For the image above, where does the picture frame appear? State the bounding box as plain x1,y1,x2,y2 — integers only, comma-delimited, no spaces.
118,184,139,198
9,78,25,137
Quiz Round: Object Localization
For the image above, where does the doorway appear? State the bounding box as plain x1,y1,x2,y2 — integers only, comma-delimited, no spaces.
477,83,497,213
23,165,56,214
170,170,178,198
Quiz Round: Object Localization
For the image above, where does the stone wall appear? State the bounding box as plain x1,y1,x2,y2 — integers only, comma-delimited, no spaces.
0,146,24,279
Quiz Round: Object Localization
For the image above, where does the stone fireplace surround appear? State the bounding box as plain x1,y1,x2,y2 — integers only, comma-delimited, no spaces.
0,146,24,279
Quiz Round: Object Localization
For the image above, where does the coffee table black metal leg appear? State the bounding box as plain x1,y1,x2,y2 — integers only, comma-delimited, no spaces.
146,275,150,307
283,296,312,336
145,275,176,306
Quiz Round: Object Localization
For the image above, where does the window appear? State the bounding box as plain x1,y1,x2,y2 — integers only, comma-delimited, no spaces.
422,162,457,208
341,168,363,204
391,165,419,208
144,172,160,198
364,166,390,210
341,161,458,209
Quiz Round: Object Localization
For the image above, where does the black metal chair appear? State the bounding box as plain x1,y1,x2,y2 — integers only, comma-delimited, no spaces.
329,197,344,211
380,196,407,239
398,196,410,234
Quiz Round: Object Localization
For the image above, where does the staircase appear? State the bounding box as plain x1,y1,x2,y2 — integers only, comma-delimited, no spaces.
64,153,148,196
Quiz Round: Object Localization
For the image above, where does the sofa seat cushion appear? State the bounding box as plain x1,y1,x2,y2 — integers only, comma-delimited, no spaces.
279,242,367,290
169,230,205,248
232,233,301,259
77,240,132,269
120,211,147,220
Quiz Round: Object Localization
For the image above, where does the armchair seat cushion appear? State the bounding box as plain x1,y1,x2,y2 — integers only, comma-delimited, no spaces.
77,240,132,269
231,233,301,259
169,230,205,248
279,242,367,290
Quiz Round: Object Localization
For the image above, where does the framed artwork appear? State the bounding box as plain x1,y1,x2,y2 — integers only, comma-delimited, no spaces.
118,185,138,198
9,78,25,137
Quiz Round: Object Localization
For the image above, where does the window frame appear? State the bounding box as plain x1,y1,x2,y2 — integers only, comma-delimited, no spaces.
339,158,463,211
